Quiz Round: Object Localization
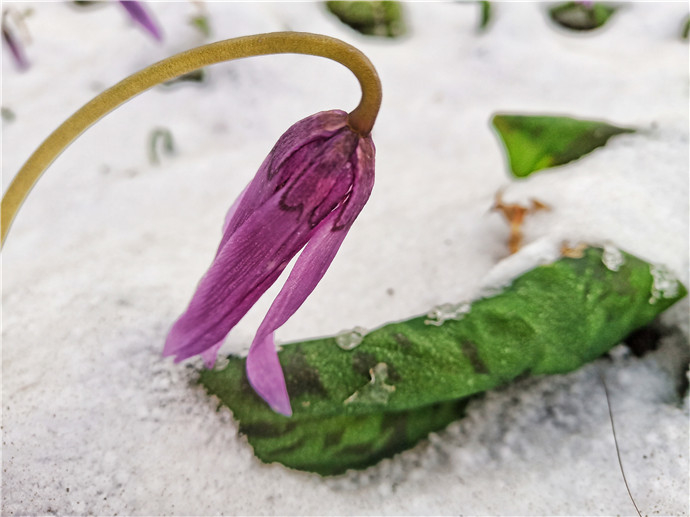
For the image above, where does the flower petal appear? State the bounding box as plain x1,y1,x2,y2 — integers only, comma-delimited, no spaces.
244,333,291,415
200,340,224,368
334,137,376,230
221,183,249,236
165,119,362,366
218,111,349,250
165,110,375,409
2,19,29,70
164,195,313,363
118,1,162,41
246,150,375,415
246,210,350,416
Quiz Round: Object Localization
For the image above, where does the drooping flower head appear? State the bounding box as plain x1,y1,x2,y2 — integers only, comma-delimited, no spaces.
0,31,380,417
163,110,375,416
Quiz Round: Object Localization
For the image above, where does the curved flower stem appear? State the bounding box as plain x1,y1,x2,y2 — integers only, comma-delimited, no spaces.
1,32,382,247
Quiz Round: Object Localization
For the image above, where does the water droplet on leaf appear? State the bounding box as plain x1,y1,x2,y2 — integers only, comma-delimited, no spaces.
649,264,679,304
424,302,470,326
602,244,625,272
344,363,396,405
335,326,367,350
214,356,230,370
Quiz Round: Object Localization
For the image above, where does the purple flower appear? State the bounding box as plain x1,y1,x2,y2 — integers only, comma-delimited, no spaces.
118,1,162,41
163,110,375,416
2,11,29,70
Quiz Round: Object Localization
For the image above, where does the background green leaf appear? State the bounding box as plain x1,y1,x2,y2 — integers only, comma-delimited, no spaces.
325,1,406,38
492,114,635,177
549,2,618,31
478,1,492,31
200,247,685,475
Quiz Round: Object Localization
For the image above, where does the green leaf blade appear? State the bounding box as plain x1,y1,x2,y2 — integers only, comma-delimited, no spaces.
492,114,635,177
200,247,685,474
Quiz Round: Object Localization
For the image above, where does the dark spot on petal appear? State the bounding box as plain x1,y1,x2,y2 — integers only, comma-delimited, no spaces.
460,340,490,374
278,196,305,215
278,129,358,226
308,171,354,228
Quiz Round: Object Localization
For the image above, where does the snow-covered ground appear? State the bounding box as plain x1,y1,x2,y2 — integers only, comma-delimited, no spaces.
2,2,688,515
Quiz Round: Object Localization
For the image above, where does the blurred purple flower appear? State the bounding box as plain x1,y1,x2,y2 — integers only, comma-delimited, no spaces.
2,11,29,70
118,1,161,41
163,110,376,416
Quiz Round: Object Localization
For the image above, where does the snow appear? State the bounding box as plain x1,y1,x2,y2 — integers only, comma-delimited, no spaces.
2,2,688,515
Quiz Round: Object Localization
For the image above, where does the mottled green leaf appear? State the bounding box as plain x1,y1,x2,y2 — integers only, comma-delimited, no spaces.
549,2,618,31
200,247,685,474
682,15,689,40
492,114,635,178
325,1,405,38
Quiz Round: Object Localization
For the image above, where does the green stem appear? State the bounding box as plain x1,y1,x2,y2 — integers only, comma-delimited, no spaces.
1,32,382,247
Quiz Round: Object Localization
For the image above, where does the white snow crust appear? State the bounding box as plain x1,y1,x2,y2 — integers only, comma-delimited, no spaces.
2,2,688,515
